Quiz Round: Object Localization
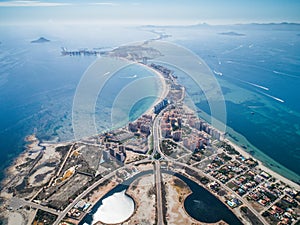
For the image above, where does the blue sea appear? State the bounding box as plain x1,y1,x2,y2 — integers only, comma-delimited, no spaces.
166,24,300,182
0,24,300,183
0,25,158,180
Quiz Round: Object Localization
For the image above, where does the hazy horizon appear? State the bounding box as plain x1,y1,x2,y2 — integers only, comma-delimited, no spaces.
0,0,300,26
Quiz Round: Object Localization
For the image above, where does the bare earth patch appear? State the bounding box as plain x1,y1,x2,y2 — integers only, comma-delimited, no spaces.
7,211,25,225
125,174,156,225
163,173,199,225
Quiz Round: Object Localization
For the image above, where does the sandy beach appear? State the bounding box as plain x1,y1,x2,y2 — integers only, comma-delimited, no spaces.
140,63,169,117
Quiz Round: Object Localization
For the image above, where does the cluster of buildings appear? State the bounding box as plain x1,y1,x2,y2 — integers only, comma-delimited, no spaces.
160,108,182,142
124,137,148,154
209,157,247,184
61,47,103,56
187,115,222,141
267,204,295,224
67,200,91,220
183,131,210,152
98,114,154,163
261,187,299,224
154,98,169,114
102,143,126,163
207,152,271,198
204,145,300,224
150,63,173,78
128,114,153,136
232,170,270,196
159,106,223,152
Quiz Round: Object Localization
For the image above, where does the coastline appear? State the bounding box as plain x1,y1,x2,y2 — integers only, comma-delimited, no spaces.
185,97,300,185
224,138,300,190
224,125,300,184
181,91,300,189
149,60,300,189
1,51,299,225
140,63,169,116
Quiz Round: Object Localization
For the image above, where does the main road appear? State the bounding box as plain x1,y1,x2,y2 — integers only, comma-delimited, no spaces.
154,160,164,225
151,99,268,225
152,114,161,158
152,107,167,225
9,197,61,216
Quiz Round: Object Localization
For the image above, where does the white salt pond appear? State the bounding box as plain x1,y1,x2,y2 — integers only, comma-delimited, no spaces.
91,189,135,224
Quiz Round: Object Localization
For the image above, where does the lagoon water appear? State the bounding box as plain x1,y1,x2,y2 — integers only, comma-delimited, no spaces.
82,171,242,224
0,24,300,183
174,172,243,225
80,171,152,225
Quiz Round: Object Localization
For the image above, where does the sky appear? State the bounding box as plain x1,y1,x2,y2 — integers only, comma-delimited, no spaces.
0,0,300,25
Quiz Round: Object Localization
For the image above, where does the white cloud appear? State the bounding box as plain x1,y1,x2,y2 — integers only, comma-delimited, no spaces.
0,1,120,7
0,1,70,7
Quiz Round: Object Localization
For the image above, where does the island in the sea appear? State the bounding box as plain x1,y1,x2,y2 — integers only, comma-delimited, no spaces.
31,37,50,43
218,31,246,36
0,42,299,225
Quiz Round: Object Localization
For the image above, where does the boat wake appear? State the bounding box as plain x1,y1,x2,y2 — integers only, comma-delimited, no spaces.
245,81,269,91
237,79,269,91
222,45,243,54
120,74,138,79
260,92,284,103
273,70,299,78
248,105,263,109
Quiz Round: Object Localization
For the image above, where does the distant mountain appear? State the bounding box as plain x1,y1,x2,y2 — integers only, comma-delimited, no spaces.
241,22,300,30
140,22,300,31
248,22,300,26
141,23,210,29
218,31,245,36
31,37,50,43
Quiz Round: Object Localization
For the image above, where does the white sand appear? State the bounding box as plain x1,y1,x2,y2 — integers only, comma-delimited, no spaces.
92,190,134,224
142,65,169,116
